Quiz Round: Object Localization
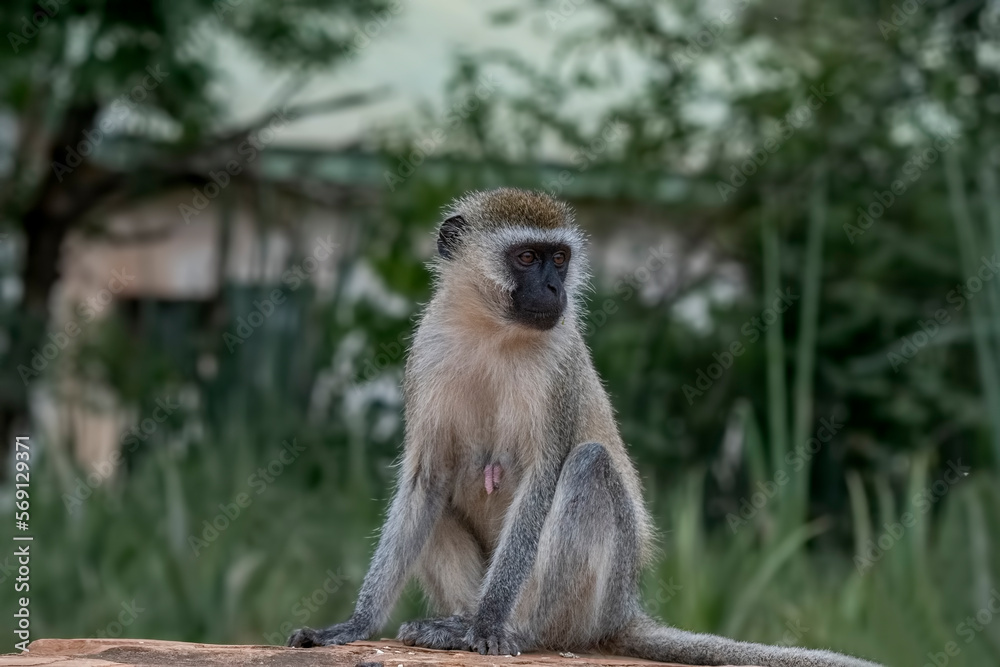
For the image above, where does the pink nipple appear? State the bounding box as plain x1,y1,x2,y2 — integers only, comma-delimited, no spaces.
484,463,502,494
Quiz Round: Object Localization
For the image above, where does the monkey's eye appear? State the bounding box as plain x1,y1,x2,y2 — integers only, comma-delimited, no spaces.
517,250,537,265
552,251,567,267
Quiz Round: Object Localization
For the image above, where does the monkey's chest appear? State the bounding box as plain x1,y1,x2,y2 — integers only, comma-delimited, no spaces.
431,361,547,548
430,349,549,455
445,399,525,542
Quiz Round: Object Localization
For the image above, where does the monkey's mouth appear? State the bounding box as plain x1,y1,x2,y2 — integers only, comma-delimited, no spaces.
511,307,563,330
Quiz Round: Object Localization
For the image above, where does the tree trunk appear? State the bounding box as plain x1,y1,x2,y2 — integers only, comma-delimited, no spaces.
2,103,106,450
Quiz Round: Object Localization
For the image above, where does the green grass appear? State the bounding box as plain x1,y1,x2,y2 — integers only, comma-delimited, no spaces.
5,424,998,666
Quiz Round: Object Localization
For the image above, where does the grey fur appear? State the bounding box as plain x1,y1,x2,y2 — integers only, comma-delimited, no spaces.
287,189,882,667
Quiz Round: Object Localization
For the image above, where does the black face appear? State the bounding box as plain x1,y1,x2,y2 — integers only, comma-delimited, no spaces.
506,242,570,330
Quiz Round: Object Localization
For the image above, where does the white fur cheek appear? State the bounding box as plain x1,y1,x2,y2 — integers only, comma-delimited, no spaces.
489,271,516,294
482,255,517,294
563,257,591,296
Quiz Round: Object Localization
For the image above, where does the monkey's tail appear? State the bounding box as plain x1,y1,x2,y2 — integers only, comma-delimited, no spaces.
607,614,882,667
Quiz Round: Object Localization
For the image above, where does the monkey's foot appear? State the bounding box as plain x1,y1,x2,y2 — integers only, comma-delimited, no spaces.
397,615,470,650
464,623,524,656
287,620,368,647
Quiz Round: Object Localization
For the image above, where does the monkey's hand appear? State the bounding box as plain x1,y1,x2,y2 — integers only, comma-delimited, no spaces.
286,619,369,647
464,621,523,656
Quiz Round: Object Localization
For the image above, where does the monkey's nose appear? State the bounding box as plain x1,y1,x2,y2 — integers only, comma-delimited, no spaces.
546,282,559,295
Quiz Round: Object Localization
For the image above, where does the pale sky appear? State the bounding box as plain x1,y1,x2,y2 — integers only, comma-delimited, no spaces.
217,0,555,149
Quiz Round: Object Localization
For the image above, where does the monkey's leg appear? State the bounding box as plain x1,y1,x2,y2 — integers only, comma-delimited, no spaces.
511,441,640,651
514,445,882,666
287,471,446,648
415,511,485,615
398,513,485,650
464,451,565,656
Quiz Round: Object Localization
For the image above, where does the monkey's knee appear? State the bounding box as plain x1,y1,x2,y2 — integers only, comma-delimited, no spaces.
557,442,638,562
552,441,636,545
559,442,616,498
513,443,630,648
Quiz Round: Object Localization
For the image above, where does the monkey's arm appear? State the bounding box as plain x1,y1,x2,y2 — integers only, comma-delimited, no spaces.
466,462,560,655
288,469,447,647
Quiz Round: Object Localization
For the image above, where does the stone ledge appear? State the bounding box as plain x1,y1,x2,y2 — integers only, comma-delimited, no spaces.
1,639,758,666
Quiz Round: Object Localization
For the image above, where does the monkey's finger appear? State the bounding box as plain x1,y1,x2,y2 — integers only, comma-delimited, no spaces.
396,622,415,645
286,628,316,648
499,639,519,656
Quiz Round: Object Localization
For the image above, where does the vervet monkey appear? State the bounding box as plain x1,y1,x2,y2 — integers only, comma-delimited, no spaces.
288,188,880,667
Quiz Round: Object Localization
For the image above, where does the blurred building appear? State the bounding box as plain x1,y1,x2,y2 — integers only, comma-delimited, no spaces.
45,145,737,472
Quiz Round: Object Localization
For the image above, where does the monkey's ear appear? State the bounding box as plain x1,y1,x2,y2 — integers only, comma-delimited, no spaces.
437,215,467,259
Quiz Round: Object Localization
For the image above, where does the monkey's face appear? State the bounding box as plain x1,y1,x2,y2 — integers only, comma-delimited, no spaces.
434,189,589,333
504,242,570,330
